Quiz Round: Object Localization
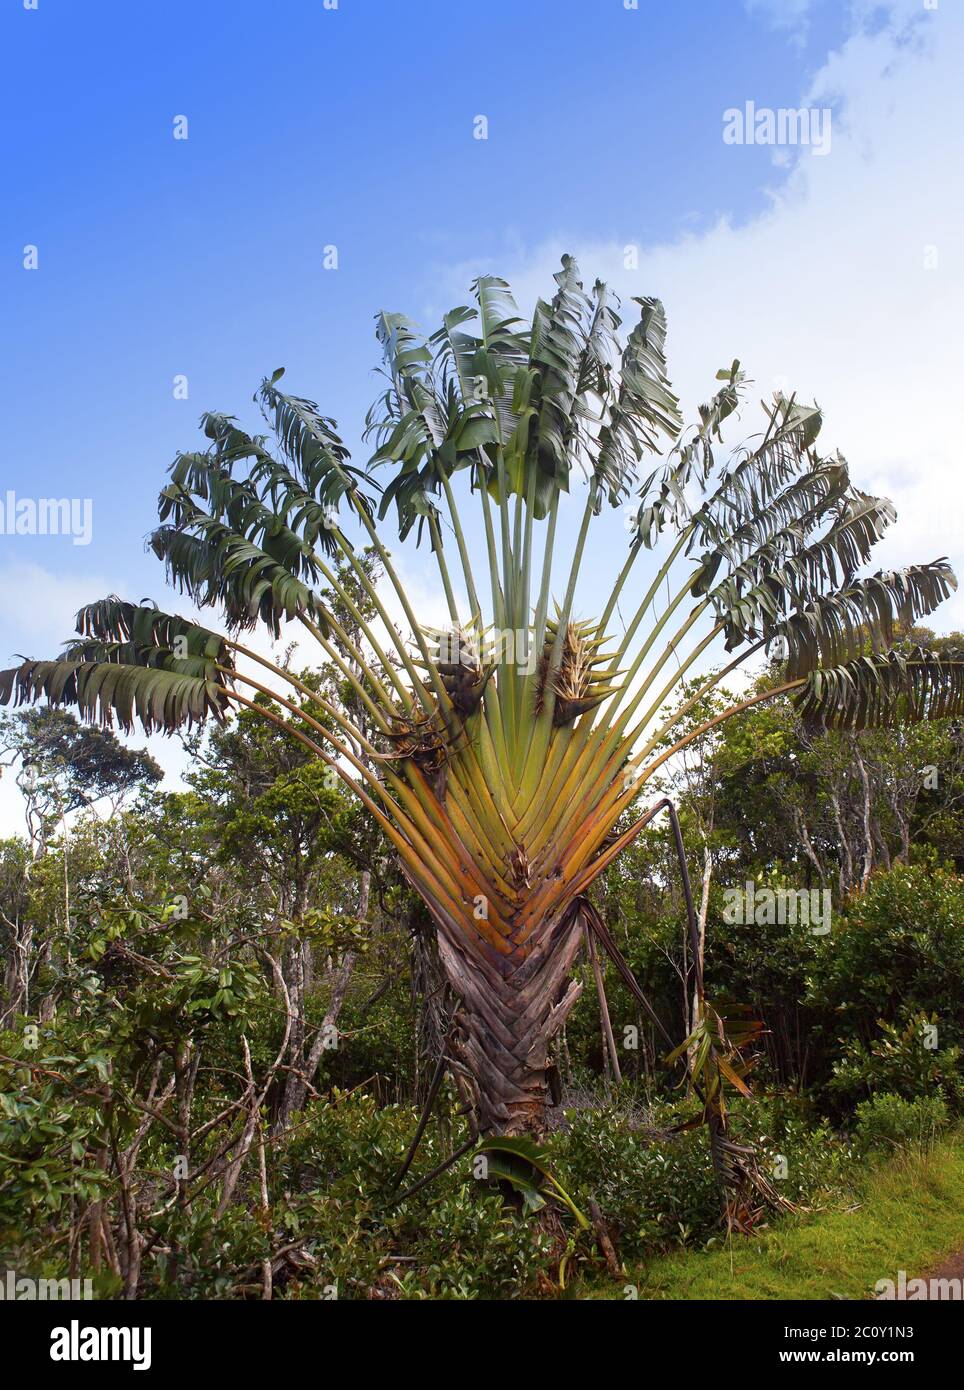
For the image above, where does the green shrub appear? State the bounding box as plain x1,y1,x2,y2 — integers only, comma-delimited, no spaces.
731,1094,856,1205
553,1108,723,1256
384,1187,556,1300
808,866,964,1051
827,1011,963,1113
267,1091,556,1300
854,1092,949,1155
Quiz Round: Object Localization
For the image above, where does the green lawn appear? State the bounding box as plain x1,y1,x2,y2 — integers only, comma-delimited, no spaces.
580,1134,964,1300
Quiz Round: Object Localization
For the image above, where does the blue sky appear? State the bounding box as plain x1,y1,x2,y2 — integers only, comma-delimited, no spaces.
1,0,846,562
1,0,961,829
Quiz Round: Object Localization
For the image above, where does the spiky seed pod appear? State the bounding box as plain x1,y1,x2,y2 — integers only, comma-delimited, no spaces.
535,616,622,726
420,624,492,718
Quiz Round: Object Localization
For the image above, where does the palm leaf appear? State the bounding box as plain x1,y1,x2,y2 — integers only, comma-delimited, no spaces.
0,659,230,735
150,498,332,638
257,374,371,513
595,295,682,507
634,360,745,546
795,648,964,730
774,561,957,674
0,598,236,735
526,254,594,508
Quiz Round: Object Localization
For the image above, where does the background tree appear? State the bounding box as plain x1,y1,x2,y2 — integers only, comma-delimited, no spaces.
0,708,161,1024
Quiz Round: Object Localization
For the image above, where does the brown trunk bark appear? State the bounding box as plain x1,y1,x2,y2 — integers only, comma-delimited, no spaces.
0,919,31,1027
276,873,366,1129
688,843,713,1068
433,903,585,1138
587,928,622,1087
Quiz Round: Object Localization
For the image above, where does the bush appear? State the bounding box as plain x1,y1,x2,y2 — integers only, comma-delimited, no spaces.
797,866,964,1116
554,1108,723,1257
827,1011,963,1114
730,1093,856,1205
266,1091,556,1300
854,1092,949,1155
808,866,964,1049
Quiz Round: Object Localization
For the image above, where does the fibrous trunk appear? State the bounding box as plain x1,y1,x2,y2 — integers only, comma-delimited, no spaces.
427,898,585,1138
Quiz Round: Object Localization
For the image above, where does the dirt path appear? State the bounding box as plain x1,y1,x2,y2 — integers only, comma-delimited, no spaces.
922,1248,964,1285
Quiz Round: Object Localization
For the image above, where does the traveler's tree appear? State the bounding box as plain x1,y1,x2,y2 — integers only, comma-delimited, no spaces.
4,257,962,1140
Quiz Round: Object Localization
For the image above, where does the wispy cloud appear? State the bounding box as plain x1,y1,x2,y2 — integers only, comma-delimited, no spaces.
0,561,124,660
743,0,816,39
430,0,963,630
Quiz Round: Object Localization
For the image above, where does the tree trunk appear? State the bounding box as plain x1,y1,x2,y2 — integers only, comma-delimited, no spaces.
830,792,854,894
276,872,367,1130
1,919,32,1027
792,807,826,887
431,902,585,1138
587,928,622,1086
688,844,713,1069
854,742,875,891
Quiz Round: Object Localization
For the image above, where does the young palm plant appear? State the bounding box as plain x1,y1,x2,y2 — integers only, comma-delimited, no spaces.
4,257,962,1148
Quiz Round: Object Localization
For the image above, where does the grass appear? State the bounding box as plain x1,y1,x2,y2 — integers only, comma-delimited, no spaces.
579,1133,964,1300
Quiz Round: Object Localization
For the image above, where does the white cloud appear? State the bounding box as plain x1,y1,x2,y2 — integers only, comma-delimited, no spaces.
428,0,964,636
0,560,121,658
3,0,960,835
